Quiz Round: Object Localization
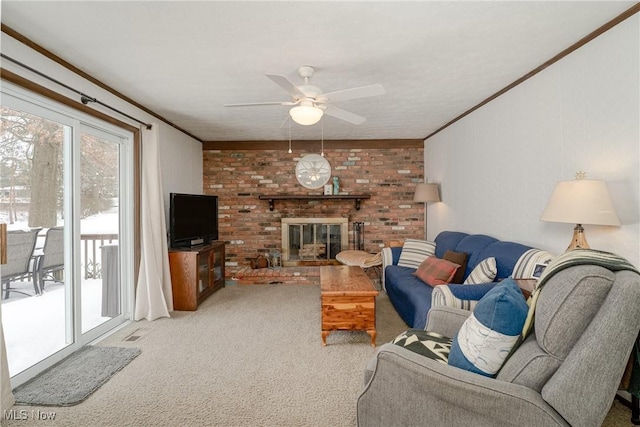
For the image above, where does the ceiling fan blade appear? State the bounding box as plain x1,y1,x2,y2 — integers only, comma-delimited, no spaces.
319,84,385,103
323,105,366,125
266,74,306,99
224,101,295,107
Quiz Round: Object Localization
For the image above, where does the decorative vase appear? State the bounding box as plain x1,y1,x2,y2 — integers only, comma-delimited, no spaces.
333,176,340,195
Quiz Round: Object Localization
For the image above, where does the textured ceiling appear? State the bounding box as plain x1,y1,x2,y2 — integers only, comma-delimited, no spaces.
0,1,636,142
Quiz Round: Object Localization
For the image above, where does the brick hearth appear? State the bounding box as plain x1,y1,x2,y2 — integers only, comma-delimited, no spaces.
228,265,381,288
230,266,320,285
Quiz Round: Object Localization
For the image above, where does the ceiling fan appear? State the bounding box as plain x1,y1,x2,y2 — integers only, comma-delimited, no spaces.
224,65,385,126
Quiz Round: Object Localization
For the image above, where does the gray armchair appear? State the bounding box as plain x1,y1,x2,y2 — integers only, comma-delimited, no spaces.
357,265,640,427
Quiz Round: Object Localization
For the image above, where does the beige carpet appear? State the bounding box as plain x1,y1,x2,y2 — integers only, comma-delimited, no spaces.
5,284,634,426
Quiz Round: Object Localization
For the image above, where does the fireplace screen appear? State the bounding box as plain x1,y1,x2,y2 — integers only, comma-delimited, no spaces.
282,218,348,264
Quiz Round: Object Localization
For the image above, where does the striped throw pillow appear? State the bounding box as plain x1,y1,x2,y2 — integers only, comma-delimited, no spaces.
512,249,555,279
464,257,497,284
397,239,436,269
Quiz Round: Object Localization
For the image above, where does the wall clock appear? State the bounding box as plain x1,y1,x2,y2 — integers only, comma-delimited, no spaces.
295,154,332,189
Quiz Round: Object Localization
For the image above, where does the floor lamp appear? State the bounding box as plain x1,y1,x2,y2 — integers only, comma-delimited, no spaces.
414,183,441,240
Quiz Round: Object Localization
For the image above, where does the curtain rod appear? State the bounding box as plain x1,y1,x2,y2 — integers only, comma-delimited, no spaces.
0,53,152,130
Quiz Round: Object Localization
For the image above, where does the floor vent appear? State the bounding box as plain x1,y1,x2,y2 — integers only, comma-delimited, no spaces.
123,328,150,342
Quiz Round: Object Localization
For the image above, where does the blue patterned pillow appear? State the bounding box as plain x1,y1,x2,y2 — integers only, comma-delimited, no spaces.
448,278,528,377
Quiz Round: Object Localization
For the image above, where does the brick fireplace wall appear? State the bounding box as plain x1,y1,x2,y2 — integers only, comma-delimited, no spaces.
202,141,424,275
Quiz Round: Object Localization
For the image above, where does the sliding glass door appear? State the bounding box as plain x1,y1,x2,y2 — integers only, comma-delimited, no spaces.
79,125,125,334
1,102,70,378
0,84,134,387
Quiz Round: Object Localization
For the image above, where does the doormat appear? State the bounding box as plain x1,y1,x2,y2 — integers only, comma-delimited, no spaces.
13,345,141,406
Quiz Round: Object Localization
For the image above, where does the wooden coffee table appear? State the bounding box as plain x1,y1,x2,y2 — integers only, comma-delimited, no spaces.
320,265,379,346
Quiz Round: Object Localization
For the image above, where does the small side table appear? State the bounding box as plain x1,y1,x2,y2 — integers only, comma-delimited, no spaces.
513,278,537,299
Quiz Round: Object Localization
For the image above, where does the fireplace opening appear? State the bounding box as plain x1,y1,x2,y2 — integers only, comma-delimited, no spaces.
281,218,348,266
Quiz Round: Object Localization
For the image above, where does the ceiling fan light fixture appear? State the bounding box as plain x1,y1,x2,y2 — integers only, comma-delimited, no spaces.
226,66,383,126
289,104,323,126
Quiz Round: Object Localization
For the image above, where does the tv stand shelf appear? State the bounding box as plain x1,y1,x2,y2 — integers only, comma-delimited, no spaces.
169,241,225,311
258,194,371,211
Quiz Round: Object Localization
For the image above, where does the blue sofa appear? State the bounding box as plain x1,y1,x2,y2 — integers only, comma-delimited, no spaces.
381,231,550,329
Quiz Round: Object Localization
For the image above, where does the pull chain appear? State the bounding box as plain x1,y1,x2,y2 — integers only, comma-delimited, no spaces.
321,118,324,157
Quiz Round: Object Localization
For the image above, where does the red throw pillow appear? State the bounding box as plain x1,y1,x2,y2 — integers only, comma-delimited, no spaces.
413,256,460,287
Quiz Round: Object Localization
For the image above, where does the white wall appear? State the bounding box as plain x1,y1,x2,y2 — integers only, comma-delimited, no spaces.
425,15,639,267
157,125,204,215
0,32,204,222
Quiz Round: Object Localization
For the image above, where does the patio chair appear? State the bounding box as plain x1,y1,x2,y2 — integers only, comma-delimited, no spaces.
1,228,42,299
35,226,64,293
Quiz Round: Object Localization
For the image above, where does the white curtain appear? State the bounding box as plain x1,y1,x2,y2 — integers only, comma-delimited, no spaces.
134,124,173,321
0,296,15,413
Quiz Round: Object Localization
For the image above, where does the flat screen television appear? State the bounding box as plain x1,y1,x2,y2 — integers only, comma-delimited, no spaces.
169,193,219,248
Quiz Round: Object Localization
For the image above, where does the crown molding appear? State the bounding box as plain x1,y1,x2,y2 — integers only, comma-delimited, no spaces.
203,139,424,151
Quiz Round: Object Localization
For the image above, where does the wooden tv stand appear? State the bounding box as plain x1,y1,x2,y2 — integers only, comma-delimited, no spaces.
168,241,225,310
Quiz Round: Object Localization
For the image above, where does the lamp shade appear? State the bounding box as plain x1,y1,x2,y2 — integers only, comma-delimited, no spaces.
540,179,620,226
289,104,323,126
414,183,441,203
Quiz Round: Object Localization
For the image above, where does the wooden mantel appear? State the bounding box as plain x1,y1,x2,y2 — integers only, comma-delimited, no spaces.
258,194,371,211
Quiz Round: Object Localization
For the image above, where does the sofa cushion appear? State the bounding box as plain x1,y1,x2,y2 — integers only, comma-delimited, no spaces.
443,250,468,283
385,265,435,328
414,257,459,286
448,278,528,377
397,239,436,269
476,241,534,280
463,257,497,284
453,234,498,278
389,246,403,265
434,231,469,258
392,329,452,364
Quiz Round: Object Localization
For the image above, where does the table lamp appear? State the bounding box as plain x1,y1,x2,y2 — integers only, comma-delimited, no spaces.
540,176,619,251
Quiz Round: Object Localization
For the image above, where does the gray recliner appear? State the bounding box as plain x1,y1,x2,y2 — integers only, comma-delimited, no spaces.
357,265,640,427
